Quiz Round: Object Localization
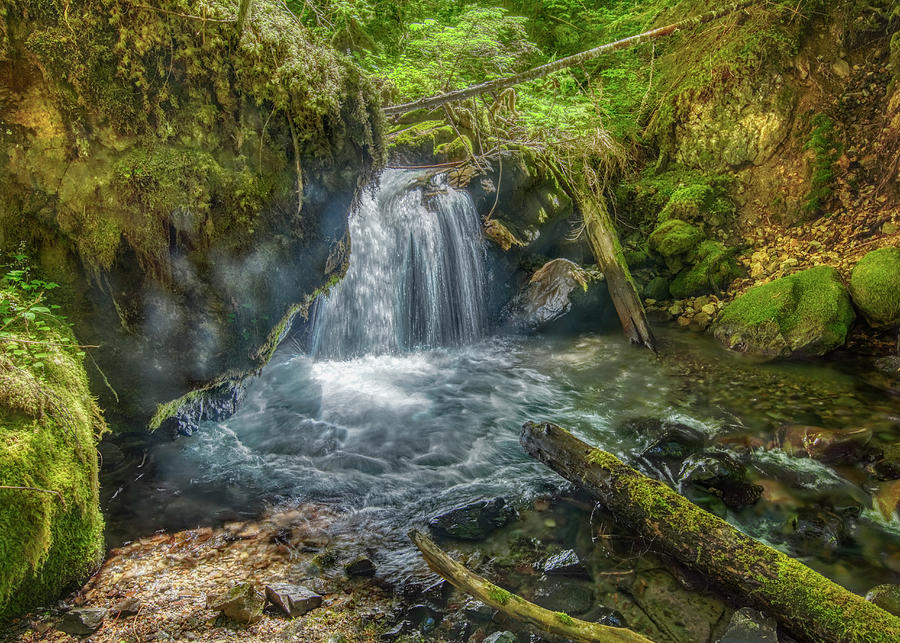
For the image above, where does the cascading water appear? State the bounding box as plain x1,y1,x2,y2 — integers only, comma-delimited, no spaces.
310,170,487,359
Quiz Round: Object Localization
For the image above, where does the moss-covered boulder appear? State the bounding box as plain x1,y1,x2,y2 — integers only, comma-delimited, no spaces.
713,266,855,358
387,120,471,164
849,247,900,329
669,241,742,299
0,0,384,430
0,292,105,620
649,220,702,259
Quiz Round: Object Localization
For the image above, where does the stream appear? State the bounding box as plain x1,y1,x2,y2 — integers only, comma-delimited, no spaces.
101,170,900,597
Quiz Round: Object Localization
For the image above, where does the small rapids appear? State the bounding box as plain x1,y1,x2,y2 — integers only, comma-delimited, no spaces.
101,171,900,593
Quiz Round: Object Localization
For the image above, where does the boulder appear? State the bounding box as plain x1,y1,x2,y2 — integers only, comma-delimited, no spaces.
207,583,265,624
344,557,377,577
264,583,323,617
849,247,900,329
649,219,703,269
60,607,107,636
429,498,518,541
713,266,855,358
503,259,606,331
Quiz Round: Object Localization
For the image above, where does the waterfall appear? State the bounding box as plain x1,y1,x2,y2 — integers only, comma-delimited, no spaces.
310,169,487,359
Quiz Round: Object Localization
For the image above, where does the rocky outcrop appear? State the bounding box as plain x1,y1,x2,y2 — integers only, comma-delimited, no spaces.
0,0,384,431
713,266,855,358
849,247,900,329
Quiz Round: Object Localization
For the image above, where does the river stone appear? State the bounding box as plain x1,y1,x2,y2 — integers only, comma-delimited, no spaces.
776,425,872,463
865,584,900,616
429,497,518,540
532,578,594,615
344,556,377,577
60,607,107,635
463,599,495,621
713,266,855,358
679,451,762,508
542,549,588,577
503,259,604,331
207,583,265,624
265,583,323,617
717,607,778,643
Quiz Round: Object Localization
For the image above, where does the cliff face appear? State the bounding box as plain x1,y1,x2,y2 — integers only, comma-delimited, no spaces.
0,0,385,430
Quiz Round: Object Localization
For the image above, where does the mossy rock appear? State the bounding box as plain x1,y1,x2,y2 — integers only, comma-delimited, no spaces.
669,241,742,299
643,276,671,301
388,120,462,163
713,266,855,358
0,295,105,620
649,219,702,260
849,247,900,329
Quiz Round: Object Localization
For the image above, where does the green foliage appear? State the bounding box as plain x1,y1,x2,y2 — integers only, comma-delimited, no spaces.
802,113,842,215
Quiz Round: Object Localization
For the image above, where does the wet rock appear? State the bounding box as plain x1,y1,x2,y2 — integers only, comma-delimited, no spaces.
429,498,518,541
380,620,412,640
640,421,708,461
587,606,627,628
717,607,778,643
60,607,107,636
533,578,594,615
463,598,495,622
777,425,872,463
344,556,377,577
207,583,265,624
865,584,900,616
405,604,442,632
419,578,451,606
787,506,857,557
542,549,588,577
484,632,517,643
265,583,323,617
874,480,900,520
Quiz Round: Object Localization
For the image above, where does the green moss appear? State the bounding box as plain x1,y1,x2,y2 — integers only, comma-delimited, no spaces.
713,265,855,357
387,120,456,158
669,241,742,299
648,219,702,259
849,247,900,329
0,291,105,620
555,611,575,626
643,276,671,300
487,585,512,605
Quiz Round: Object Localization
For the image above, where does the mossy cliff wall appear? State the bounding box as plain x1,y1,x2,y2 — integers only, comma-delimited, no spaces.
0,290,106,620
0,0,384,429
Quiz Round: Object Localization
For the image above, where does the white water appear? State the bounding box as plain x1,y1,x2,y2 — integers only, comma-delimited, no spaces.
310,170,487,359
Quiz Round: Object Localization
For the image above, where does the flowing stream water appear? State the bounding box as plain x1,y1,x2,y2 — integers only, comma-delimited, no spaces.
102,170,900,593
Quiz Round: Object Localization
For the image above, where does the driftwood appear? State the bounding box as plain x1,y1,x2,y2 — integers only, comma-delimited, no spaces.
383,0,758,116
409,529,654,643
520,421,900,643
577,193,655,350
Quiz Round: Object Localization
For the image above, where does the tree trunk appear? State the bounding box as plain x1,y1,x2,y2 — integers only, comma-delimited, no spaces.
577,193,655,350
520,421,900,643
409,529,654,643
383,0,758,117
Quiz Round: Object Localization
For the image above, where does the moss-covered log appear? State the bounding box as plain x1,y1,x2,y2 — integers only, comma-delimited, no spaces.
520,421,900,643
409,529,653,643
578,193,656,350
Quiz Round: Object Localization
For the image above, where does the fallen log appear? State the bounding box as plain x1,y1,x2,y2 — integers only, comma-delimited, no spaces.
520,421,900,643
408,529,654,643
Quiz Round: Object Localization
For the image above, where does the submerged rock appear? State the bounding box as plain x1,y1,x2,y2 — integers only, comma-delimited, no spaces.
264,583,323,617
717,607,778,643
532,578,594,615
679,451,762,509
60,607,107,636
776,425,872,463
542,549,588,577
713,266,855,358
429,498,518,541
849,247,900,329
207,583,265,624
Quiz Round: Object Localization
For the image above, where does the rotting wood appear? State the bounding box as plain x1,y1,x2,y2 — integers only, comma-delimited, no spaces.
383,0,759,116
520,421,900,643
409,529,655,643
